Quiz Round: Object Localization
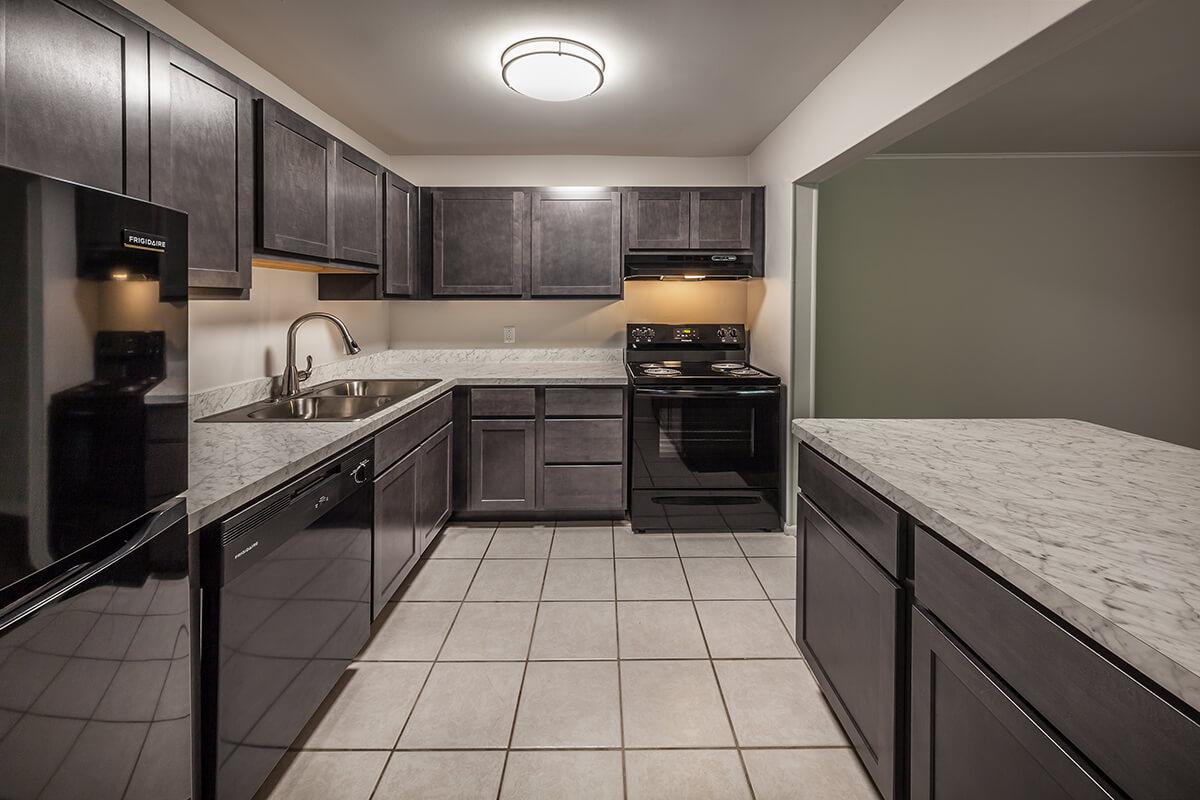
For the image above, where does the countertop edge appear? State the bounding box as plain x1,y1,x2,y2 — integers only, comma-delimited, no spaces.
790,420,1200,716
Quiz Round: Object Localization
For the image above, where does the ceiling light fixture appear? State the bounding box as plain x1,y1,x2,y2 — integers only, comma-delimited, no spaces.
501,37,605,102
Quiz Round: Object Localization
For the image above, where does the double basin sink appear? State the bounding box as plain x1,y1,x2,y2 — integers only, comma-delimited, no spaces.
198,378,441,422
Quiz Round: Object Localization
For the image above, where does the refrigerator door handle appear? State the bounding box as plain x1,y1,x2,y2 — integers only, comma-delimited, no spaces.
0,499,186,633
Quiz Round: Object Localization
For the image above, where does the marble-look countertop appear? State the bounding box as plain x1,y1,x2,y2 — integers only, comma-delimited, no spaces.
188,349,626,532
791,418,1200,715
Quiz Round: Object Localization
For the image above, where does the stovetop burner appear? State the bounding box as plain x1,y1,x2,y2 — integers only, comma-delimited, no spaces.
625,323,781,387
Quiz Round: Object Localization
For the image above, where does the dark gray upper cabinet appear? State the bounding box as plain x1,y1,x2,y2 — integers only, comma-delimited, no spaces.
624,189,690,249
1,0,150,198
383,171,418,296
333,142,383,266
431,188,529,296
530,188,621,297
257,97,336,260
149,39,253,293
692,188,753,249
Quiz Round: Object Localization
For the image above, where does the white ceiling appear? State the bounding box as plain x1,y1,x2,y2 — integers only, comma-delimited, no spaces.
885,0,1200,154
165,0,901,156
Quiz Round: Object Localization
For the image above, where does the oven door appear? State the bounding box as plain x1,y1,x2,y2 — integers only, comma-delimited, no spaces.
631,386,782,490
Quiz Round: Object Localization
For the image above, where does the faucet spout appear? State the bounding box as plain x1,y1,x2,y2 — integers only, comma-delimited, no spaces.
280,313,361,398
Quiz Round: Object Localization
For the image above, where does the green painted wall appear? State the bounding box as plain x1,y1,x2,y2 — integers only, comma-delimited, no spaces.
814,155,1200,448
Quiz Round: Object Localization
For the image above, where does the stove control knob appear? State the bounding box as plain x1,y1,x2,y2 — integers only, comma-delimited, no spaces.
716,326,739,343
631,327,655,344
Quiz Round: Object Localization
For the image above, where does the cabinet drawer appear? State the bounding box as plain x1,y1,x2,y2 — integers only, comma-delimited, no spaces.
471,388,536,417
544,387,624,417
543,465,623,510
798,445,902,577
798,497,900,800
544,419,624,463
914,527,1200,800
375,392,452,471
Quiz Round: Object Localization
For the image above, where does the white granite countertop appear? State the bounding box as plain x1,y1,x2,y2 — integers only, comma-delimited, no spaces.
791,418,1200,715
188,349,626,532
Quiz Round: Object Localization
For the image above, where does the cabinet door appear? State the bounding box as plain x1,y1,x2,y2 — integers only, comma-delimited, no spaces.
384,171,418,296
1,0,149,197
431,189,528,296
334,142,383,266
530,188,621,296
257,98,335,259
797,497,900,800
910,608,1119,800
373,449,418,618
624,189,690,249
691,189,752,249
149,39,253,292
416,423,452,552
470,419,536,511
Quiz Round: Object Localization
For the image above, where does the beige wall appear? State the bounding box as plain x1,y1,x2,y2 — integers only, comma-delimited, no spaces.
815,154,1200,449
389,281,749,349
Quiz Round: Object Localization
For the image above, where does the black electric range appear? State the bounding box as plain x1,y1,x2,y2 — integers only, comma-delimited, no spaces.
626,324,784,533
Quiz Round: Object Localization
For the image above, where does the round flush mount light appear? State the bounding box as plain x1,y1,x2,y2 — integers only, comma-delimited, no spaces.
501,37,605,102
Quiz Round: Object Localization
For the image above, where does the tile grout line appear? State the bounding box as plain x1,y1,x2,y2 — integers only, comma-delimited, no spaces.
611,523,629,800
367,523,498,800
493,524,553,800
676,532,759,800
732,535,803,659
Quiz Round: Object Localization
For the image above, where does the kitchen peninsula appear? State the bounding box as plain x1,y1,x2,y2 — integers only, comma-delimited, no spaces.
792,417,1200,800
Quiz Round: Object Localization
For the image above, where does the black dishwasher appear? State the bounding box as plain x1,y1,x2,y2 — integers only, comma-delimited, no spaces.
197,440,374,800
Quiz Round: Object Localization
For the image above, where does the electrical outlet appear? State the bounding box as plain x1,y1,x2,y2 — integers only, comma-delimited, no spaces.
503,325,516,344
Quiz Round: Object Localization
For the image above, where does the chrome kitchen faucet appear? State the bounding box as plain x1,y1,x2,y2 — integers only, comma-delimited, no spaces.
280,312,361,398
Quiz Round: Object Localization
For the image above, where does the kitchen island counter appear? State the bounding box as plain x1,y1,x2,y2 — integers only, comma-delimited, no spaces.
791,417,1200,716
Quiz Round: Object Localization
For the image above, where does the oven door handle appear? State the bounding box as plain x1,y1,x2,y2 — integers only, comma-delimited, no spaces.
634,387,780,398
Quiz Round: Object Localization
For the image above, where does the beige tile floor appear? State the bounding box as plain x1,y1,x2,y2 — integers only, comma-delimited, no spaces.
257,521,879,800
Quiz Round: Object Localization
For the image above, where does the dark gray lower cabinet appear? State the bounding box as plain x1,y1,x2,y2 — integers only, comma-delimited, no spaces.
373,448,418,618
1,0,150,197
470,419,537,511
910,608,1119,800
373,402,453,618
465,386,627,517
416,423,453,551
797,497,900,800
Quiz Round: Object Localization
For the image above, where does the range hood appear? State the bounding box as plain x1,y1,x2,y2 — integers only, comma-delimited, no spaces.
623,252,754,280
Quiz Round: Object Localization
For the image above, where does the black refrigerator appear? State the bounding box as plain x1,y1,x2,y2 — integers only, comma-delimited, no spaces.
0,166,192,799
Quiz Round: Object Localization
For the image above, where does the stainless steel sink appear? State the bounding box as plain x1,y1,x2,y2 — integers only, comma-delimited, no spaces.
196,378,442,423
245,395,397,421
307,378,441,398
